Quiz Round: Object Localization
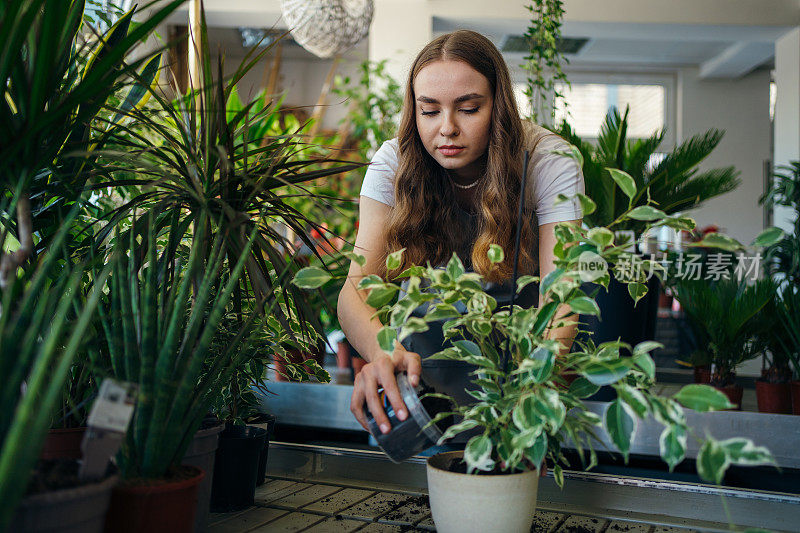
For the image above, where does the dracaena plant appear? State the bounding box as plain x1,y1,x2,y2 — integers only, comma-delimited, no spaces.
293,169,783,486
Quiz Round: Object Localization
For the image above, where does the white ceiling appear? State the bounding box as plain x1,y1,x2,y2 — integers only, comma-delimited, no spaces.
166,4,795,78
433,18,794,77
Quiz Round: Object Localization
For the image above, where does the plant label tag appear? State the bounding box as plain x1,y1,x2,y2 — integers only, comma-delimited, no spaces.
79,379,137,480
86,379,137,432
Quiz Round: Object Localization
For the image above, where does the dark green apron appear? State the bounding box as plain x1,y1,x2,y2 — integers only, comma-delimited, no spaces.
399,205,540,409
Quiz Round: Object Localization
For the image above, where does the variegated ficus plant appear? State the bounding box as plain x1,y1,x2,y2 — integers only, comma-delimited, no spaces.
294,162,784,488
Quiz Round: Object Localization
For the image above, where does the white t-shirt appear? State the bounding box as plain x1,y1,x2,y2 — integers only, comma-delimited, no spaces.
360,122,585,225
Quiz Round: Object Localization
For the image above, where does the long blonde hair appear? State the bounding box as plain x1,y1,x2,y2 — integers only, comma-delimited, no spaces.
382,30,539,283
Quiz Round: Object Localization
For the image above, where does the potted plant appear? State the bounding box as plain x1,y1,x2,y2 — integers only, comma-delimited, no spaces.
775,286,800,414
672,277,774,409
555,107,741,352
1,216,115,533
96,214,264,533
295,173,781,532
207,315,329,511
751,285,795,413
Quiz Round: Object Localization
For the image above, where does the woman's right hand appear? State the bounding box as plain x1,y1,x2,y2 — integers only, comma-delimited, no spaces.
350,347,422,434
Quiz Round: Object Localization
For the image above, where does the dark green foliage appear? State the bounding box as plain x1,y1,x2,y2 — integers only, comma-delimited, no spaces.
555,107,740,237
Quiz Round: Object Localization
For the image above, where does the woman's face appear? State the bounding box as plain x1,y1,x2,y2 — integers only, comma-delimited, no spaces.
413,59,493,181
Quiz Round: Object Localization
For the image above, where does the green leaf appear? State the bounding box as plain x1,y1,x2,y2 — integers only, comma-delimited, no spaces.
386,248,405,270
399,317,429,342
454,340,482,358
659,425,687,471
425,303,460,321
633,341,663,355
523,431,548,468
357,274,386,290
576,193,596,216
751,227,784,248
696,439,729,485
632,352,656,380
627,282,648,305
583,359,631,386
551,144,584,167
292,267,331,289
464,434,494,473
627,205,667,221
516,275,540,293
534,388,566,434
605,399,636,458
343,250,366,267
365,286,398,308
617,385,649,418
377,326,396,354
553,464,564,488
606,168,636,200
718,438,775,467
488,244,504,264
686,233,744,252
568,377,600,399
587,227,614,248
524,347,555,384
673,384,734,412
568,296,600,316
446,253,465,280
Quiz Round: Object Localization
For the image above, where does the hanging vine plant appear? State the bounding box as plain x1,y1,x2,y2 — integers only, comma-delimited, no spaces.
522,0,570,125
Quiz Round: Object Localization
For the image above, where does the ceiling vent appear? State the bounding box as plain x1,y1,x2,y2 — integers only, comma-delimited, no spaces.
500,35,589,55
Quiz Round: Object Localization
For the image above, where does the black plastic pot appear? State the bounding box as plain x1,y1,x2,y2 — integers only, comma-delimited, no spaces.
209,424,267,512
255,414,277,487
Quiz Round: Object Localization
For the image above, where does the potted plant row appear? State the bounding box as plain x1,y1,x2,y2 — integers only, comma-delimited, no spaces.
295,165,783,533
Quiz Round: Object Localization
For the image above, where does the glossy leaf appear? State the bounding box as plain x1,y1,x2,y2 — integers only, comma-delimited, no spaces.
605,399,636,458
673,385,734,412
292,267,331,289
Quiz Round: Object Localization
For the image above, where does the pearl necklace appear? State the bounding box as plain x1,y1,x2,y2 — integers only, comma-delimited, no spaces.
449,175,481,190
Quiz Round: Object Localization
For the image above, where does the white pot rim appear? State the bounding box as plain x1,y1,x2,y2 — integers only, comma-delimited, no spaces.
426,450,539,479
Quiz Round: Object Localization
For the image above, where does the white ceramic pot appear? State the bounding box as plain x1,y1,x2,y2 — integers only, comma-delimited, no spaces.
426,451,540,533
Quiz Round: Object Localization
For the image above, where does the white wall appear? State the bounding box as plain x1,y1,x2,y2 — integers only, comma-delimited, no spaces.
677,66,772,245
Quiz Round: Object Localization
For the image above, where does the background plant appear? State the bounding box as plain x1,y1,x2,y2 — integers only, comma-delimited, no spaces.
0,214,111,530
0,0,180,283
555,106,740,239
759,161,800,286
294,161,782,485
522,0,570,125
672,278,774,386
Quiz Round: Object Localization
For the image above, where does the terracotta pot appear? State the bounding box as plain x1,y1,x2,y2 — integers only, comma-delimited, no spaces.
693,365,711,384
10,474,117,533
713,383,743,411
755,380,793,414
336,340,352,369
104,465,204,533
352,357,367,377
41,427,86,460
427,451,540,533
181,423,224,532
792,381,800,415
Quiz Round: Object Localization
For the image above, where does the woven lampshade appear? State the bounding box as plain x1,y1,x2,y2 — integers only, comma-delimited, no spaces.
280,0,374,58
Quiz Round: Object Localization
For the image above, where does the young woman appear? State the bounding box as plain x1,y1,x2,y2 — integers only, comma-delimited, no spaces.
338,30,584,436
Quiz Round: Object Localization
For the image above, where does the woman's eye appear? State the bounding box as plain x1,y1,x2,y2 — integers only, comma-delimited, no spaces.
420,110,439,116
461,107,479,114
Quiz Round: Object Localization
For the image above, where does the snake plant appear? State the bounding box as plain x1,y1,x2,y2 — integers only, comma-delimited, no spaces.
0,210,112,530
98,213,264,479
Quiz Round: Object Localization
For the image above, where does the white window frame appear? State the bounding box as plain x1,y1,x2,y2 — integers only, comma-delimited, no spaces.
512,69,677,150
